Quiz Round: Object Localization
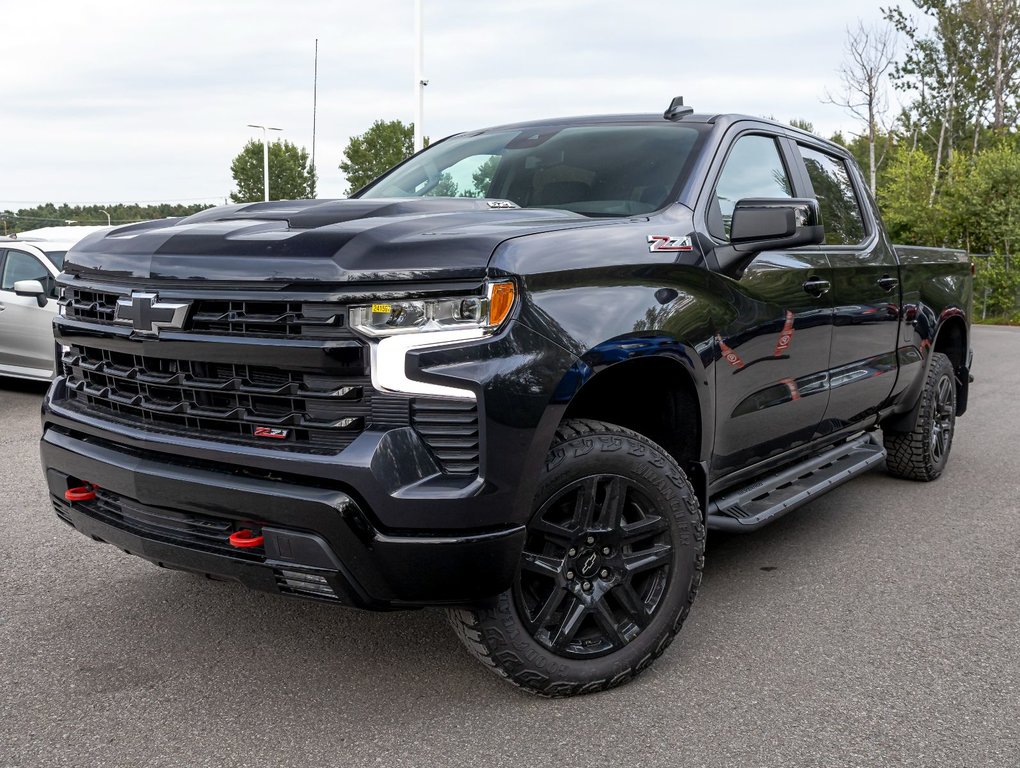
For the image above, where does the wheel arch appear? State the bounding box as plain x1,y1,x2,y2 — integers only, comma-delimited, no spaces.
932,312,970,415
885,310,970,434
556,346,712,508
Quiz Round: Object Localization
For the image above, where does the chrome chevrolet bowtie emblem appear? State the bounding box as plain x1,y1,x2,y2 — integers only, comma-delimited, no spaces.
114,292,191,335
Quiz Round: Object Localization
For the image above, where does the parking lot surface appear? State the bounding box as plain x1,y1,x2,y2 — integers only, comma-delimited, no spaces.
1,326,1018,767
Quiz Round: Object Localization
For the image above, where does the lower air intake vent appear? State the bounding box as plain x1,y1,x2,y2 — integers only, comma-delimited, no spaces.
274,569,339,601
411,398,480,475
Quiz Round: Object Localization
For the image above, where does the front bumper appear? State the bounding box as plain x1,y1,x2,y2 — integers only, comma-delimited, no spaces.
42,427,525,609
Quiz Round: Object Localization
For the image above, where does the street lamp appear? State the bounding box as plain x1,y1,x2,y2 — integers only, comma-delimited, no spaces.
247,124,283,202
99,209,111,226
413,0,426,152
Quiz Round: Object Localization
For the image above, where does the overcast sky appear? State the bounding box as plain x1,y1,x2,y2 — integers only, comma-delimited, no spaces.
2,0,909,212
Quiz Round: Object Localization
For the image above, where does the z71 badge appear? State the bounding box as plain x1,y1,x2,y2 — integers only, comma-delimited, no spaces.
647,235,694,253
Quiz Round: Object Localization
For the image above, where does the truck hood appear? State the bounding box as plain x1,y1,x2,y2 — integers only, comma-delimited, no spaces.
63,198,614,285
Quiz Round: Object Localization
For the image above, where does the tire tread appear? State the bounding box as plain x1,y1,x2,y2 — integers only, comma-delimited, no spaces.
447,419,704,697
884,352,956,482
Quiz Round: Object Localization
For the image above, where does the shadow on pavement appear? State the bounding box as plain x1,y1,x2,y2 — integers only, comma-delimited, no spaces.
0,376,50,395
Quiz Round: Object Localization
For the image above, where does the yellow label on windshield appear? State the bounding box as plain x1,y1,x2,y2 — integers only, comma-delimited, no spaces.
371,303,392,314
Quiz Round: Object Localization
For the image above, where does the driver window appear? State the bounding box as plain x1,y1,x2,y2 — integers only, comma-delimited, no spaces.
711,135,792,240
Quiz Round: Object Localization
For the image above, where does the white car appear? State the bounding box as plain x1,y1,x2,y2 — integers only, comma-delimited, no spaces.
0,226,109,381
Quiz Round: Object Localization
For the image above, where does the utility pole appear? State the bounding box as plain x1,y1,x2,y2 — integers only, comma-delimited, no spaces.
247,124,283,201
413,0,426,153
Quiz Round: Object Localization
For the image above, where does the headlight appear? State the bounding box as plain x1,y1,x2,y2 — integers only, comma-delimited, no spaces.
349,280,516,338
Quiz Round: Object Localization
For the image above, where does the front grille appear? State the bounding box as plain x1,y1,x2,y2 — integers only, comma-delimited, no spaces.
58,286,482,475
62,288,351,340
51,488,262,560
412,398,480,475
60,344,406,453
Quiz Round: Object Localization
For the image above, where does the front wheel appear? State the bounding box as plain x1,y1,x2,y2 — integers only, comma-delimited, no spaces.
448,419,705,696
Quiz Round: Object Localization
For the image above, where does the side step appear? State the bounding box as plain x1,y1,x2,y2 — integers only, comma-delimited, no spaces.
705,433,886,533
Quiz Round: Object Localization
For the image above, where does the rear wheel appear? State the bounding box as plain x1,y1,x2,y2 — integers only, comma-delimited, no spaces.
885,352,957,481
448,419,704,696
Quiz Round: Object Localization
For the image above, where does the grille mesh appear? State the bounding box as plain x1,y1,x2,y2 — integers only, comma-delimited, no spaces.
62,345,382,452
62,288,351,339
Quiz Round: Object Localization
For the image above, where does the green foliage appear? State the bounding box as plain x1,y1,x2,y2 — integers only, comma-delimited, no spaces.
877,140,1020,317
974,254,1020,319
430,172,460,197
339,120,423,196
877,145,942,244
471,156,499,197
230,139,316,203
0,202,213,234
789,118,815,133
952,143,1020,256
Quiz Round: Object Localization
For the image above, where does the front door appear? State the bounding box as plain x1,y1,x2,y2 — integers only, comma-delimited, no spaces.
705,133,835,478
0,249,58,375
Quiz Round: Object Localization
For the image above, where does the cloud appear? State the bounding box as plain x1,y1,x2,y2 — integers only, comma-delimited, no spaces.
1,0,900,206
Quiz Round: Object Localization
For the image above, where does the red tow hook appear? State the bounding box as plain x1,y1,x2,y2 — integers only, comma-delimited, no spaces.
64,484,98,502
228,529,265,549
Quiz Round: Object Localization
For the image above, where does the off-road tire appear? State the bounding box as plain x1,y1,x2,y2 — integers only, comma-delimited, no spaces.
884,352,957,481
447,419,705,697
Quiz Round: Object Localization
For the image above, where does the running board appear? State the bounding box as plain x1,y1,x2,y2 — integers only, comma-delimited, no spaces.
705,433,886,533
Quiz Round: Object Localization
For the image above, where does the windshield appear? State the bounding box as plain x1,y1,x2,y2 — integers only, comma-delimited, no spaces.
357,123,707,217
43,250,66,269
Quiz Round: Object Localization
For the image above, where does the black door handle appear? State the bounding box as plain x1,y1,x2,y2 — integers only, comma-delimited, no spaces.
802,277,831,297
877,275,899,293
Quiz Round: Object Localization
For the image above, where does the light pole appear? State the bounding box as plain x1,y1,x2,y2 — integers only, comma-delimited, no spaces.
247,124,283,201
99,209,111,226
413,0,426,153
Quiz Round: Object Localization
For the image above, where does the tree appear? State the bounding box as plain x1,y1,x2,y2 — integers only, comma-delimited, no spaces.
886,3,974,199
0,202,213,234
230,139,316,203
825,20,897,195
339,119,425,195
471,156,499,197
880,145,941,244
788,118,815,133
884,1,1020,192
971,0,1020,133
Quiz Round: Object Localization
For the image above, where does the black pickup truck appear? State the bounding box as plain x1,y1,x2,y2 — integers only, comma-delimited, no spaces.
41,99,973,696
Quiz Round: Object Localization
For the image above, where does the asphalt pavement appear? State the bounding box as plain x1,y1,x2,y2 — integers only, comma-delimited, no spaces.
1,327,1018,767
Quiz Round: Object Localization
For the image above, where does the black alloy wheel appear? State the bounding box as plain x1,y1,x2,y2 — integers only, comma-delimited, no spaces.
514,474,673,659
885,352,957,481
448,419,704,697
930,370,955,464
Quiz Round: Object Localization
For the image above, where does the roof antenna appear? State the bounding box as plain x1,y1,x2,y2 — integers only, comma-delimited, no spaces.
664,96,694,121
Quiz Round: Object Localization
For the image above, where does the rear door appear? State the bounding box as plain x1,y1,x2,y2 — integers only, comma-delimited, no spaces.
706,132,835,478
0,248,59,375
794,143,900,434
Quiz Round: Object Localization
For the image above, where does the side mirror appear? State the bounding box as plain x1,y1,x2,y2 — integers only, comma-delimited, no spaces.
13,279,48,308
717,198,825,276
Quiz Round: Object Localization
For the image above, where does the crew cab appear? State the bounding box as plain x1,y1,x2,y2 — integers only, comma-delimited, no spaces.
39,100,972,696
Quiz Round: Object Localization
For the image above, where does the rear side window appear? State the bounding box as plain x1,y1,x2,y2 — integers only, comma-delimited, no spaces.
798,146,866,245
712,135,792,239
